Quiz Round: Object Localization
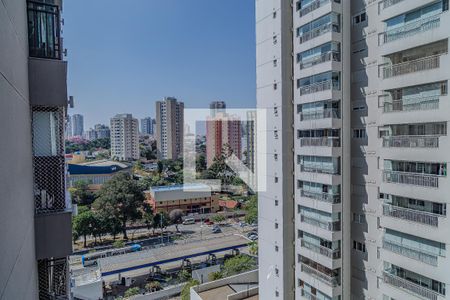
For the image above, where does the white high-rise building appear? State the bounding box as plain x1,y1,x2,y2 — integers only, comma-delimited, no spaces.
155,97,184,160
257,0,450,299
110,114,140,161
71,114,84,137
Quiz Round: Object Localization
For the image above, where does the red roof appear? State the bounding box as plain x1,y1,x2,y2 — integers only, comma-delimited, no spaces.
219,200,238,209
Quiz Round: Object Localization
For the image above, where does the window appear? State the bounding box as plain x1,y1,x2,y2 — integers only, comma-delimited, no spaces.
275,222,279,229
353,240,367,253
353,128,367,139
273,35,277,45
274,130,279,139
274,83,278,90
353,11,367,25
274,153,278,160
273,11,277,18
275,245,279,252
275,177,279,183
274,106,278,116
273,59,278,67
275,199,279,206
353,213,366,224
275,268,279,276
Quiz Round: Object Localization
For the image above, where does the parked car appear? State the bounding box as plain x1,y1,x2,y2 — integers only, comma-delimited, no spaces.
205,220,215,225
248,234,258,241
182,218,195,225
212,225,221,233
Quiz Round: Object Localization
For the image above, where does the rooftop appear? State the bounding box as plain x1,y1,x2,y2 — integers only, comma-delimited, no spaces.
149,183,212,192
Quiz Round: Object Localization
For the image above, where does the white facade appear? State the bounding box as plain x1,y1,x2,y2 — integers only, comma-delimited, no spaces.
155,97,184,160
257,0,450,299
110,114,140,161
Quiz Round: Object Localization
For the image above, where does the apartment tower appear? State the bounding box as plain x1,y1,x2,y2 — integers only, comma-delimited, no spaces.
110,114,140,161
155,97,184,160
141,117,155,136
71,113,84,137
1,0,72,298
257,0,450,299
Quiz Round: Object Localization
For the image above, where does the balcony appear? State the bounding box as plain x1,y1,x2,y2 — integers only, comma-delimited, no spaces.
379,0,404,10
383,95,440,113
300,137,340,147
381,54,443,79
300,108,340,121
383,272,441,300
383,170,439,188
301,289,318,300
382,239,439,266
382,135,440,148
300,189,340,204
300,214,341,231
299,23,338,44
300,80,340,96
300,263,339,287
383,204,440,227
380,13,441,45
301,239,341,259
299,0,330,17
300,51,340,69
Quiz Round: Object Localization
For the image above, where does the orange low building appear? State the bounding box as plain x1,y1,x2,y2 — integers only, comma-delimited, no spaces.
145,184,220,215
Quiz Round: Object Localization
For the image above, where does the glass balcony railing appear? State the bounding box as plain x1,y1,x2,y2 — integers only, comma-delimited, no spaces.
300,137,340,147
301,189,341,204
383,272,441,300
382,204,440,227
380,13,441,44
301,289,318,300
300,214,341,231
382,54,443,79
382,239,439,266
383,170,439,188
300,51,340,69
301,238,341,259
299,108,340,121
300,80,340,96
299,23,338,44
383,95,440,113
301,263,340,287
299,0,330,17
382,135,440,148
380,0,404,10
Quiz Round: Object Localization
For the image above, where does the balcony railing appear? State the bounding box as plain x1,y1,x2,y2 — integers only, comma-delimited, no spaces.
299,108,340,121
383,95,440,113
300,137,340,147
383,170,439,188
301,263,339,287
383,272,441,300
383,239,439,266
300,0,330,17
301,289,318,300
300,22,338,44
300,80,340,96
301,189,340,204
300,214,341,231
301,238,341,259
300,51,340,69
380,14,441,44
382,204,440,227
382,54,442,79
380,0,404,10
382,135,440,148
301,163,339,175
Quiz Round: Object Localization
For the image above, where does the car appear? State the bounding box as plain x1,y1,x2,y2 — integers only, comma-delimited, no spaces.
239,222,247,227
182,218,195,225
212,225,221,233
247,231,257,238
205,220,214,225
248,234,258,241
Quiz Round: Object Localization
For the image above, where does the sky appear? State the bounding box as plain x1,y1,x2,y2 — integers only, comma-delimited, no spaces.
64,0,256,128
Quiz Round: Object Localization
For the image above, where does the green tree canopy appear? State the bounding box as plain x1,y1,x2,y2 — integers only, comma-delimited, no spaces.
180,279,199,300
221,255,256,277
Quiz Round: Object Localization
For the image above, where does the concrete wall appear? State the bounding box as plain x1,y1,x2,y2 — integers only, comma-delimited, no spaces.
0,0,38,299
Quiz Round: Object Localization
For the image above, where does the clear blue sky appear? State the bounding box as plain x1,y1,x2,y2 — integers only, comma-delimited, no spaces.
64,0,256,128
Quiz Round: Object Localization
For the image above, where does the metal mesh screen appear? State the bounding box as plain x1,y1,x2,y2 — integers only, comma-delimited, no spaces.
32,106,67,214
38,258,68,300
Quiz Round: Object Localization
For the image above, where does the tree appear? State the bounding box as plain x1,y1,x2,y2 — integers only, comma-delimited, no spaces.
180,279,199,300
212,214,226,224
248,241,258,256
221,255,256,277
93,173,145,240
208,271,222,281
244,195,257,224
69,180,95,205
152,212,169,234
145,281,162,292
113,240,125,248
72,210,95,248
124,287,140,298
169,209,184,232
196,154,207,173
178,269,192,282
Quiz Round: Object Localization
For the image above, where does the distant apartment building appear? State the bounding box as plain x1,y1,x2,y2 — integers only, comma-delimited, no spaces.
144,184,219,214
84,124,110,141
141,116,155,135
110,114,140,160
246,110,256,173
155,97,184,160
72,113,84,137
66,114,73,139
206,112,242,168
256,0,450,300
209,100,227,117
1,1,72,298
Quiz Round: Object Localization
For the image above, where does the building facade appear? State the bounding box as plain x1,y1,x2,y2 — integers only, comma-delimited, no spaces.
94,124,110,139
110,114,140,161
141,116,155,135
257,0,450,299
1,0,72,298
209,100,227,117
71,113,84,137
155,97,184,160
206,112,242,168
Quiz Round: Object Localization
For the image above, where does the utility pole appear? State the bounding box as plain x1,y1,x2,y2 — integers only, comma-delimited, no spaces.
160,212,163,245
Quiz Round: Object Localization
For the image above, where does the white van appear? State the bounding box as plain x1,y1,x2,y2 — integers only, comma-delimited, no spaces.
182,218,195,225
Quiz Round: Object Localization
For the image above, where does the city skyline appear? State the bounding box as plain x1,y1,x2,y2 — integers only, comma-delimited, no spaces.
64,0,256,128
